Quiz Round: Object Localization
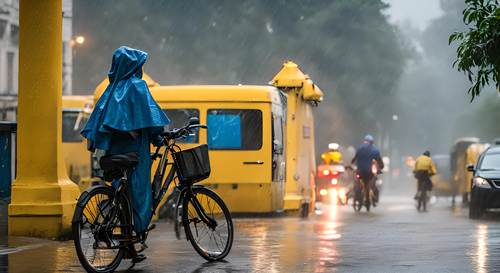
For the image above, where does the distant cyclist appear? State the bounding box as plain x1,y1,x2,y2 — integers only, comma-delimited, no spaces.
413,150,437,201
351,135,384,202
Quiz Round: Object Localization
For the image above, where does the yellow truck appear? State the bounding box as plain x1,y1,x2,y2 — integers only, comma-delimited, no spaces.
92,61,323,216
431,154,453,196
62,96,94,190
270,61,323,215
450,138,488,204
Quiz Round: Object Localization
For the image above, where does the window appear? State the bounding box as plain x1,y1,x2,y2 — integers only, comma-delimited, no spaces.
479,153,500,171
10,25,18,45
272,114,284,154
163,109,199,143
62,111,87,142
6,52,14,94
0,20,7,39
207,109,262,150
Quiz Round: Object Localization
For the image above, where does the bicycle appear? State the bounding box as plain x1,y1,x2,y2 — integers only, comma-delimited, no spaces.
349,167,379,212
415,176,432,212
72,118,234,273
416,188,429,212
353,176,376,212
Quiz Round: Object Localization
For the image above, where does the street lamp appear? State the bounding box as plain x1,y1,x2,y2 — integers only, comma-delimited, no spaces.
69,35,85,47
75,36,85,45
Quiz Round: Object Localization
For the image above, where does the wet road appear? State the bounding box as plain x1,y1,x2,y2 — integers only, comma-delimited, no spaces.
2,193,500,272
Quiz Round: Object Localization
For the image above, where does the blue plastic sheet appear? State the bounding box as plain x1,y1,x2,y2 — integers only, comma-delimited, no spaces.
207,114,242,149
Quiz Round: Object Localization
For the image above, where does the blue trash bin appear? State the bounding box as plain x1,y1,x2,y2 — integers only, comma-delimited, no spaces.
0,122,15,200
0,122,15,243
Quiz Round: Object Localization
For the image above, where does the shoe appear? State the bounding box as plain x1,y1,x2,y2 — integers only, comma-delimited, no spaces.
132,254,147,264
137,242,148,253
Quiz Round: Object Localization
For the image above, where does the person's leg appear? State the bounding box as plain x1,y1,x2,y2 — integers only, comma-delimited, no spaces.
365,174,378,202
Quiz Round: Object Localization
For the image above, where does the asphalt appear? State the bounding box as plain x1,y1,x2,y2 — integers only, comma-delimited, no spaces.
2,187,500,273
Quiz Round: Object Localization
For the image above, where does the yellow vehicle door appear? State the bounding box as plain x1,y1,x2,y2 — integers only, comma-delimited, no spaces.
206,106,270,183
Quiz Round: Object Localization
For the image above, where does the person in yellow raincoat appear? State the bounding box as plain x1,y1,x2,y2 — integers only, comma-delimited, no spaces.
321,143,343,165
413,151,437,198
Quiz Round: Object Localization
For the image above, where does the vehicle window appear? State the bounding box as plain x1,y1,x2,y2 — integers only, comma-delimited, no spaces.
207,109,262,150
163,109,200,143
479,153,500,170
62,110,87,143
272,114,284,154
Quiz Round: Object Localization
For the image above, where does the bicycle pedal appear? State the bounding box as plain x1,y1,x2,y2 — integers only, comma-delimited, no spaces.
137,243,148,253
147,224,156,232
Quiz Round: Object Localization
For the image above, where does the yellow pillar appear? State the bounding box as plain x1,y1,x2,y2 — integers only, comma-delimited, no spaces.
8,0,80,238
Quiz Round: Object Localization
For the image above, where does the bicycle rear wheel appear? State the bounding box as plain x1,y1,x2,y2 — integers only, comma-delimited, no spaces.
182,186,233,261
73,186,129,273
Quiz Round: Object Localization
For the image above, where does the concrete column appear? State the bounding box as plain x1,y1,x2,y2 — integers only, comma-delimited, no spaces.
8,0,80,238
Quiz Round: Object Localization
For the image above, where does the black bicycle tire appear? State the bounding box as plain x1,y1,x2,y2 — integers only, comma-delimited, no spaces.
182,186,234,261
421,190,427,211
73,186,128,273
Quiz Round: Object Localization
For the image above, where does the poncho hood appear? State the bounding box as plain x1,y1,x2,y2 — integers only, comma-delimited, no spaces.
81,46,170,151
108,46,147,83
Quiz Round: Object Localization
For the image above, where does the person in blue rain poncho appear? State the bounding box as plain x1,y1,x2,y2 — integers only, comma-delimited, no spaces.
81,47,170,259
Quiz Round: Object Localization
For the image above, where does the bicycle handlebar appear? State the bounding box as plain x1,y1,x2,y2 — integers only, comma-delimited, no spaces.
160,124,207,139
151,123,207,160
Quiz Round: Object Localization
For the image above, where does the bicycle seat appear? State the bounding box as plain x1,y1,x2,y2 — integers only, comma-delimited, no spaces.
99,152,139,181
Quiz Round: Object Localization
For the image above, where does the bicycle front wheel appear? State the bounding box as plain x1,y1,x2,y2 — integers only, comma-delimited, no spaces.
182,187,233,261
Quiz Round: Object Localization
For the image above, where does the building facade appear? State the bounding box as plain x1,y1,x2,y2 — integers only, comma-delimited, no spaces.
0,0,72,120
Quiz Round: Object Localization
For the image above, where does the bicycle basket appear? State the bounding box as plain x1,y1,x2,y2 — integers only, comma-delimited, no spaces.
173,144,211,183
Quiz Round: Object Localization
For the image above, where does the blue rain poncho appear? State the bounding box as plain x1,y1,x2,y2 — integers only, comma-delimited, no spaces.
81,46,170,232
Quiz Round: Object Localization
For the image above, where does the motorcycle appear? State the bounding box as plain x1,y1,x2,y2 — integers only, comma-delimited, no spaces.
316,164,348,205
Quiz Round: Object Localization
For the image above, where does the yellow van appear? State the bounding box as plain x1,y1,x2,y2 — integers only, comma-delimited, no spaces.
450,137,480,203
92,62,323,215
150,85,286,213
270,61,323,215
464,143,489,197
62,95,93,190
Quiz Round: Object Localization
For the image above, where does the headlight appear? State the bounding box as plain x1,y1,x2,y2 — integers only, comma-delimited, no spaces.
473,177,491,189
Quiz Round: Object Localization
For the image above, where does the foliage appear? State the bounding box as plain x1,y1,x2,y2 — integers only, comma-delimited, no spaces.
449,0,500,100
73,0,408,148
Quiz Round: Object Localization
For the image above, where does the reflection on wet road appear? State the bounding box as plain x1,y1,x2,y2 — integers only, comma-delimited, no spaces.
3,195,500,272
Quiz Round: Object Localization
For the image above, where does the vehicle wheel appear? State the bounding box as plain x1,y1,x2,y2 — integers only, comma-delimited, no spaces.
463,193,469,205
174,193,183,240
159,187,181,220
300,202,310,218
182,187,233,261
469,191,483,219
73,186,128,273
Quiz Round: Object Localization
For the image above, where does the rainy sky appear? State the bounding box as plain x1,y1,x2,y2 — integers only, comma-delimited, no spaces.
383,0,443,30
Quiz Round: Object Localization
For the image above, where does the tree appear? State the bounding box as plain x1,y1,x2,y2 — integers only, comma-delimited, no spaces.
449,0,500,100
73,0,408,149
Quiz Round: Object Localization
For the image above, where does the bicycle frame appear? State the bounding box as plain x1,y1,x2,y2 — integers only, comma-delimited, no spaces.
151,142,216,228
